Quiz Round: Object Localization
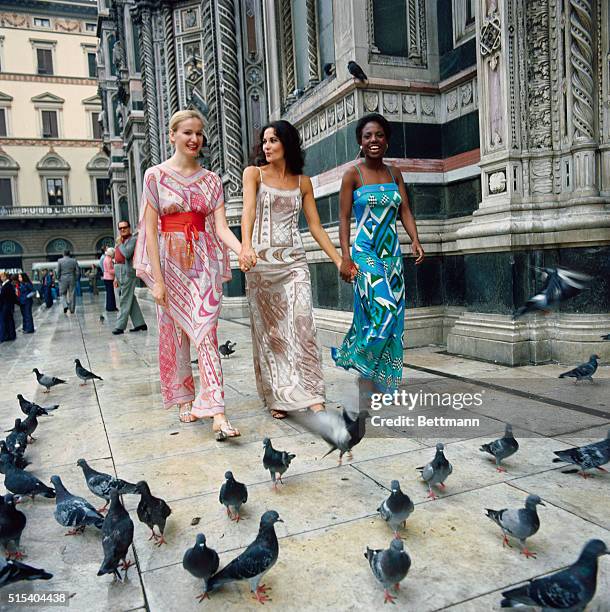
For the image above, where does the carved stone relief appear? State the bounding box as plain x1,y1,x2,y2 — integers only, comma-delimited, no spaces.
364,92,379,112
489,170,507,194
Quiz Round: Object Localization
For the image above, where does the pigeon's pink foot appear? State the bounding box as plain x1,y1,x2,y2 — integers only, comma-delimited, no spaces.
252,584,271,604
154,533,167,547
196,592,210,602
27,436,36,444
496,466,507,473
120,559,133,571
520,547,537,559
394,582,401,591
579,471,592,479
393,531,403,540
79,383,87,387
383,589,397,604
597,466,608,473
65,526,85,536
232,513,244,523
6,550,25,560
438,482,446,489
97,503,109,513
426,490,438,500
502,535,512,548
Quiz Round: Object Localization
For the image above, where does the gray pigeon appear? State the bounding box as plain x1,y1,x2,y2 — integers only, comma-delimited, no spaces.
50,475,104,535
552,429,610,478
183,533,220,602
76,458,138,512
206,510,283,603
514,266,592,318
377,480,414,538
0,441,29,471
219,471,248,522
416,442,453,500
480,424,519,472
0,494,26,560
262,438,296,489
315,408,369,465
97,489,134,582
32,368,66,393
135,481,172,546
5,419,28,457
486,494,545,558
559,354,599,382
0,556,52,588
74,359,103,385
347,60,368,82
500,539,608,609
17,394,58,416
2,459,55,499
365,538,411,605
19,405,50,443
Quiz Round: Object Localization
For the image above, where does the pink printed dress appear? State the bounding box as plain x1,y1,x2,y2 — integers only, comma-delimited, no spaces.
134,163,231,416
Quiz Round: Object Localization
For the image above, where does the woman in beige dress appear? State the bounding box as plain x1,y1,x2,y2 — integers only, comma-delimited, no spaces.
240,120,350,418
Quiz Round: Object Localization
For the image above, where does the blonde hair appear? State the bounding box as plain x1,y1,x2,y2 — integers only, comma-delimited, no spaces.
169,109,205,132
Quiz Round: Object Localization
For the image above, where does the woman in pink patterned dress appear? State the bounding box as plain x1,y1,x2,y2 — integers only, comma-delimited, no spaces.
134,110,242,439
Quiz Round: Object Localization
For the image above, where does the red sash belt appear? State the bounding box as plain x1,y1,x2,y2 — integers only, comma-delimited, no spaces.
161,211,206,257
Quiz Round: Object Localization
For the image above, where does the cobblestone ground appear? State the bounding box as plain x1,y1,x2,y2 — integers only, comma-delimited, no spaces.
0,292,608,611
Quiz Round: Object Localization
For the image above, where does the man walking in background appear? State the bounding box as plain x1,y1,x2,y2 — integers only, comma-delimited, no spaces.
57,249,79,314
112,220,147,335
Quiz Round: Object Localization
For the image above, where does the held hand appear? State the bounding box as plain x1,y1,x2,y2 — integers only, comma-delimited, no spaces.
238,246,257,272
339,256,355,283
113,279,119,289
152,281,168,307
412,240,425,265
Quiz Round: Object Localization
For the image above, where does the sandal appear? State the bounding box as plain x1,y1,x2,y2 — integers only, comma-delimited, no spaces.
178,403,198,423
212,418,241,441
270,409,288,419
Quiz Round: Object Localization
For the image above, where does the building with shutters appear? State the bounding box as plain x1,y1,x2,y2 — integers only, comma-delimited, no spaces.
0,0,114,274
98,0,609,365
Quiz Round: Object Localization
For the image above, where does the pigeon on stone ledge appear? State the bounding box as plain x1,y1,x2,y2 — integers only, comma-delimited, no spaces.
348,60,368,83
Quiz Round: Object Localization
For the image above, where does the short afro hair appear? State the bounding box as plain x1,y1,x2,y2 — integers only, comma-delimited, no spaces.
355,113,392,144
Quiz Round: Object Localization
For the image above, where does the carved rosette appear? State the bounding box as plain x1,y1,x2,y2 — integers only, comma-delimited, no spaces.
570,0,595,141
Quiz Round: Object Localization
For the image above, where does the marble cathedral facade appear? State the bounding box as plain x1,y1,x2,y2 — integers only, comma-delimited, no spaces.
97,0,610,365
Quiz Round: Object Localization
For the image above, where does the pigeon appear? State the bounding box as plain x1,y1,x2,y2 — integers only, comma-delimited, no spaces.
219,471,248,522
365,538,411,605
183,533,220,602
76,458,138,513
558,354,599,382
2,459,55,499
218,340,236,358
348,60,368,83
312,408,368,465
323,62,335,77
5,419,28,457
97,489,134,582
378,480,414,538
513,266,592,318
32,368,67,393
50,475,104,535
479,424,519,472
500,539,608,609
135,481,172,546
0,494,27,559
74,359,103,385
17,394,59,416
552,429,610,478
416,442,453,500
207,510,283,604
0,556,52,588
262,438,296,489
601,333,610,340
485,494,545,558
0,441,29,471
99,315,105,323
18,405,50,443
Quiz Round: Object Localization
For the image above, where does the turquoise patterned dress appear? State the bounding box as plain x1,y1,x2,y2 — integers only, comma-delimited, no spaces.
332,165,405,391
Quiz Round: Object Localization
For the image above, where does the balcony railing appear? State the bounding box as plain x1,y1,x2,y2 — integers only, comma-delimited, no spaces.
0,204,113,218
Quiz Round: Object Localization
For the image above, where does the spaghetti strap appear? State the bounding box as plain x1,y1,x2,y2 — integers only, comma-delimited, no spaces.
298,175,301,189
386,165,397,184
355,163,365,187
257,166,263,181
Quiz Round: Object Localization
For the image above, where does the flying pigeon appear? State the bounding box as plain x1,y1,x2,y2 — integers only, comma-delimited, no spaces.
486,494,545,558
552,429,610,478
32,368,67,393
513,266,592,318
416,442,453,500
0,441,29,471
558,354,599,382
365,538,411,605
50,475,104,535
17,394,58,416
183,533,220,602
479,424,519,472
378,480,414,538
2,459,55,499
207,510,283,604
5,419,28,457
97,489,134,582
0,494,27,560
348,60,368,83
218,341,236,358
219,471,248,522
135,481,172,546
74,359,103,385
76,458,138,513
500,539,608,609
0,556,52,588
311,408,369,465
262,438,296,489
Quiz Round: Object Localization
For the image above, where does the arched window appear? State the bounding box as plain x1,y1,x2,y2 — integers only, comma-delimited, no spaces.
46,238,73,261
0,239,23,272
0,239,23,255
86,152,111,208
0,150,19,208
37,150,70,206
95,236,114,252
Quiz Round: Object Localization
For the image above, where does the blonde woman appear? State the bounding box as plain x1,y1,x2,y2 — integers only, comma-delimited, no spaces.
134,109,242,439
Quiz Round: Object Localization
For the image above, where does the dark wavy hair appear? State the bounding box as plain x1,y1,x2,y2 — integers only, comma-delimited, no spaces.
355,113,392,144
254,120,305,175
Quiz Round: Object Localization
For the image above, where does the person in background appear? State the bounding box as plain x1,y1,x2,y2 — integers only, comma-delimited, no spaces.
103,247,118,312
41,268,54,308
16,272,35,333
0,271,18,342
50,271,58,300
57,249,79,314
99,245,107,270
88,265,99,296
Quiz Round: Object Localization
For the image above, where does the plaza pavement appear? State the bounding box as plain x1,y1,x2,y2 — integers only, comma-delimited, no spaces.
0,292,608,611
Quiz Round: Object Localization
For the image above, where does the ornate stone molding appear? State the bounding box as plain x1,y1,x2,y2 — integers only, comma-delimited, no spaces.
162,3,179,119
277,0,296,107
305,0,319,90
